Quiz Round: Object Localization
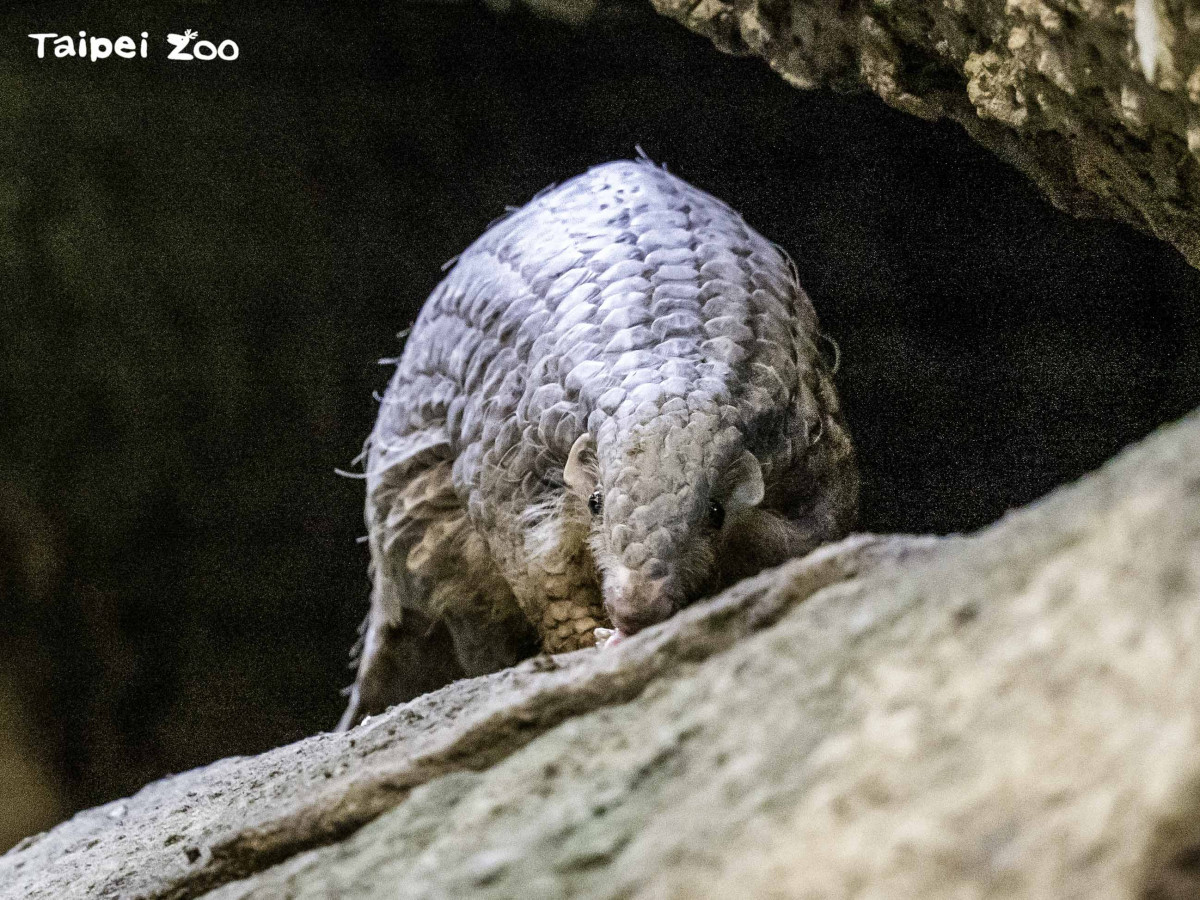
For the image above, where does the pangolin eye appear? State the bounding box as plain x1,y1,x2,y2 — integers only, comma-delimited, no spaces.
588,489,603,516
708,500,725,529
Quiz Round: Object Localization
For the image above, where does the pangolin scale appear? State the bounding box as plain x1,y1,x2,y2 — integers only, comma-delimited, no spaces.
340,159,858,729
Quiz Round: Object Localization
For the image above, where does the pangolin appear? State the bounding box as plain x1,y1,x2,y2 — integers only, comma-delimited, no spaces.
339,158,858,730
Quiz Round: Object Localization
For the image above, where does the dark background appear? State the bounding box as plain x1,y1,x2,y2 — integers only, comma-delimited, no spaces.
2,0,1198,850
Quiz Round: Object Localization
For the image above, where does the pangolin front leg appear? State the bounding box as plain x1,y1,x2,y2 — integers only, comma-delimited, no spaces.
339,454,536,730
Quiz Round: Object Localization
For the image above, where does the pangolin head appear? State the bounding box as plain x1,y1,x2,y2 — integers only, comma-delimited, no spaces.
563,403,765,637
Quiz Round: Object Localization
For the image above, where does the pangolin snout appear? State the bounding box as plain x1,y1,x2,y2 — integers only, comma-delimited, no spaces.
604,567,676,635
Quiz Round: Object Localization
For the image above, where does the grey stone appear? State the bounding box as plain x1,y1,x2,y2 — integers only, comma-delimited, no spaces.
5,407,1200,898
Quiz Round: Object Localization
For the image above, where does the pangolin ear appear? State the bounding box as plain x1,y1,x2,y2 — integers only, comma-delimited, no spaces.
564,433,598,498
724,450,764,511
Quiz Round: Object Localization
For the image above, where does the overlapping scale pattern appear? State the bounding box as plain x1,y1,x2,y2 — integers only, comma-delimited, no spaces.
364,158,855,660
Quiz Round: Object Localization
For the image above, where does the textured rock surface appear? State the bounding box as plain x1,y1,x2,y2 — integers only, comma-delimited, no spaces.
0,534,929,900
6,406,1200,899
648,0,1200,269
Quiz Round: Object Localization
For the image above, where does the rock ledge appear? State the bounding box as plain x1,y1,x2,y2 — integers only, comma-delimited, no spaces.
4,409,1200,899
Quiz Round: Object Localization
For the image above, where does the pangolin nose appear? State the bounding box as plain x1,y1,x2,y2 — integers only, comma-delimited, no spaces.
605,574,675,635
